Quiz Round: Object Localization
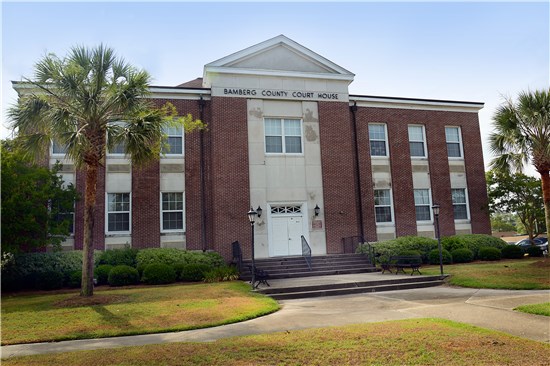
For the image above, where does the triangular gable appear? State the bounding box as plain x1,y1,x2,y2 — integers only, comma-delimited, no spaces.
203,35,354,86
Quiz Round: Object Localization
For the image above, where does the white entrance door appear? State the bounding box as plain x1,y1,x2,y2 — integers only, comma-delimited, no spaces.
271,216,303,257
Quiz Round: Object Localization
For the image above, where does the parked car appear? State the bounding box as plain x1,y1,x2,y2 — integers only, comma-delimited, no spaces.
515,237,548,253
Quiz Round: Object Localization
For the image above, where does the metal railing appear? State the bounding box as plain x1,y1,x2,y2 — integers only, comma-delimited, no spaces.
301,235,312,270
341,235,375,266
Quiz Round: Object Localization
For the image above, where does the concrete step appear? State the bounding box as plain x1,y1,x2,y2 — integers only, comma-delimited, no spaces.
240,262,375,274
258,276,445,300
240,267,379,280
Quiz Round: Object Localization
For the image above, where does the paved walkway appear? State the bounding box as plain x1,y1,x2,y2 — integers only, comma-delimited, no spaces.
2,284,549,359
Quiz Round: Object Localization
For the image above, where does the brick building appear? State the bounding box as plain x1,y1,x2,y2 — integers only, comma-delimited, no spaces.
28,35,491,261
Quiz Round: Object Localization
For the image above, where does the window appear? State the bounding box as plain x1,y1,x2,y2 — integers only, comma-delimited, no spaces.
50,200,74,235
107,193,131,232
368,124,388,157
265,118,302,154
374,189,392,223
163,126,183,155
161,192,184,231
414,189,431,221
451,189,468,220
52,140,68,155
408,125,426,158
108,141,126,155
445,127,463,158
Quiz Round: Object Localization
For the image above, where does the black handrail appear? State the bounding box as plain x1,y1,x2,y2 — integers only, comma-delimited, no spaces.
341,236,375,266
301,235,312,270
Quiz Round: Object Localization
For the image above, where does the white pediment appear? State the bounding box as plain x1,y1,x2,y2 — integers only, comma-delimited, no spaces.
203,35,354,87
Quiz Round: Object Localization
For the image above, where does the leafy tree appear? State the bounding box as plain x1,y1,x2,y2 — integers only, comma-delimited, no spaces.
489,89,550,236
8,45,201,296
486,170,545,241
490,212,517,233
1,139,77,254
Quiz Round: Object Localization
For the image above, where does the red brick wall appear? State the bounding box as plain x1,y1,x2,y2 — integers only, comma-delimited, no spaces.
209,97,250,261
318,101,360,253
131,160,160,248
74,164,106,250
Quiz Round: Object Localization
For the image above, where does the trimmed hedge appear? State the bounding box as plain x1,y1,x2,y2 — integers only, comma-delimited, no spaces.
1,251,101,292
478,247,501,261
108,265,140,287
141,263,177,285
451,248,474,263
428,249,453,265
441,234,507,259
94,264,114,286
179,263,212,282
98,247,138,267
203,265,239,283
370,236,438,264
136,249,224,275
526,246,543,257
68,270,82,288
501,245,524,259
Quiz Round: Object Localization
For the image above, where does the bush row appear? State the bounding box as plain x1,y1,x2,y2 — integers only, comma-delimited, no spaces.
1,247,232,292
363,234,531,265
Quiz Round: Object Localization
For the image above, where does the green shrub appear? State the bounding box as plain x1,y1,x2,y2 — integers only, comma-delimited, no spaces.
451,248,474,263
203,265,239,283
1,251,101,292
478,247,501,261
179,263,212,282
501,245,524,259
526,245,543,257
98,246,138,267
172,262,187,281
141,263,177,285
442,234,507,259
35,270,65,290
68,270,82,288
94,264,113,286
136,249,224,273
428,249,453,265
372,236,438,264
108,265,140,287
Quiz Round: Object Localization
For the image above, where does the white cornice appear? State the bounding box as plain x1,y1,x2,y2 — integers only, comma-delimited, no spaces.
350,95,484,113
148,87,211,100
204,66,355,82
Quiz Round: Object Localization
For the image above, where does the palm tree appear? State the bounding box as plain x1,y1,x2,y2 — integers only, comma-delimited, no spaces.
489,89,550,239
8,45,191,296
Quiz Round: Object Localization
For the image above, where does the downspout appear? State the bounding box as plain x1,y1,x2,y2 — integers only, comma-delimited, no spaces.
350,101,365,240
198,96,207,252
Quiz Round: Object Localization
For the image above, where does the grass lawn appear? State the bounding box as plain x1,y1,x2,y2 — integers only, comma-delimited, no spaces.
515,302,550,317
1,281,279,345
3,319,550,366
422,258,550,290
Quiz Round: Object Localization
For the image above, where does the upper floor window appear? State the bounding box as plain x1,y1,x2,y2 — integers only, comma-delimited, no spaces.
161,192,184,231
445,127,463,158
52,140,68,155
414,189,431,221
451,188,469,220
368,124,388,157
163,126,183,155
265,118,302,154
374,189,392,223
408,125,426,158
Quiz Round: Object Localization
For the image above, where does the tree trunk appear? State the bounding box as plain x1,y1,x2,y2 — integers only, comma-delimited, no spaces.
80,163,98,297
541,170,550,237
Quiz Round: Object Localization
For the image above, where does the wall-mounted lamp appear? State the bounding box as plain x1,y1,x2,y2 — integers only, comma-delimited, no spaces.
314,204,320,217
256,206,263,218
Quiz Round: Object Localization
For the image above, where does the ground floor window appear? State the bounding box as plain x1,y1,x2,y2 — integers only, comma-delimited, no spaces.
414,189,431,221
107,193,131,232
161,192,184,231
374,189,392,223
451,188,468,220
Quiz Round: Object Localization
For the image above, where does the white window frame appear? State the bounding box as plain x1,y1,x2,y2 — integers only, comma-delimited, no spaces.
451,188,470,221
374,188,394,224
107,121,127,157
105,193,132,234
160,192,185,233
264,118,303,155
162,125,184,156
445,126,464,159
368,123,389,158
413,188,432,222
408,125,427,159
51,140,68,156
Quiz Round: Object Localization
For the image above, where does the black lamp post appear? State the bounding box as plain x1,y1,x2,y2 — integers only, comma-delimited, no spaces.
247,207,258,288
432,203,444,277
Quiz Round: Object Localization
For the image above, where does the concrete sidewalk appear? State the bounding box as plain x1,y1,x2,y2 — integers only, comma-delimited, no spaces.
2,285,549,359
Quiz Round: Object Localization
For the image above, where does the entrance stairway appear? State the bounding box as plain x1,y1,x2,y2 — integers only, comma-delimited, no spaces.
240,254,378,280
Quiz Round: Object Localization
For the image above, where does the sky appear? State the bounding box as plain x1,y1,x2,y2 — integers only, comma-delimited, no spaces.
2,1,549,173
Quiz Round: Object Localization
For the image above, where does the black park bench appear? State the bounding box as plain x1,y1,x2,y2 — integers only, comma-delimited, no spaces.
247,265,270,289
381,255,422,276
